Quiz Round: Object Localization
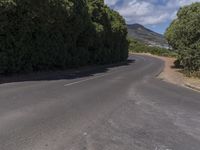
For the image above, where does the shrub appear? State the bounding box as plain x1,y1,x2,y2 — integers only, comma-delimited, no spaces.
165,2,200,72
129,39,177,57
0,0,128,74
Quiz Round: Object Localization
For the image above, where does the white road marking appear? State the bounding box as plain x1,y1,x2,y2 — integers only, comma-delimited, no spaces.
64,74,109,87
64,57,137,87
64,57,140,87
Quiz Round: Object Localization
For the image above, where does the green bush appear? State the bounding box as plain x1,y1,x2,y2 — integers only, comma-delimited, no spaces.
129,39,177,57
165,2,200,73
88,0,128,64
0,0,128,74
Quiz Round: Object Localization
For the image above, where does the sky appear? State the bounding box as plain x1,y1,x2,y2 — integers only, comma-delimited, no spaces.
105,0,200,34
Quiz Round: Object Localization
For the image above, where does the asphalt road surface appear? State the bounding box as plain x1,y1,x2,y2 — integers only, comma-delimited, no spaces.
0,54,200,150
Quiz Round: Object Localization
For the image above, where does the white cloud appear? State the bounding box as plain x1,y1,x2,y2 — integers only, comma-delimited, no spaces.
179,0,200,6
104,0,118,6
105,0,200,25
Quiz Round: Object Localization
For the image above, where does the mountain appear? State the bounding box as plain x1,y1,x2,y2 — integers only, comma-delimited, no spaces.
127,24,168,48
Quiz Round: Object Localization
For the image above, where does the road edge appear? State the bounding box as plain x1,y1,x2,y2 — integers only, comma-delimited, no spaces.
131,52,200,92
184,83,200,92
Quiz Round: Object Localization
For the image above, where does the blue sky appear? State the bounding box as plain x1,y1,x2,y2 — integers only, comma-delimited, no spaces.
105,0,200,34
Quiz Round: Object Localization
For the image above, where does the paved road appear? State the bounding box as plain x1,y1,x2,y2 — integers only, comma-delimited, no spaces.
0,55,200,150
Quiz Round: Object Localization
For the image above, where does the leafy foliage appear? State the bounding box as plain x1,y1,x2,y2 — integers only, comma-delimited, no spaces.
129,39,177,57
88,0,128,64
0,0,128,74
165,2,200,72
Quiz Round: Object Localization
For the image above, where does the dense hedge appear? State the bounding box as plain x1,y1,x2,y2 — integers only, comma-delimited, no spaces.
0,0,128,74
129,39,177,57
165,2,200,72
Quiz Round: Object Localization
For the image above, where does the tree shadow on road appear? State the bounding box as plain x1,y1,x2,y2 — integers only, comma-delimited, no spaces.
0,59,135,85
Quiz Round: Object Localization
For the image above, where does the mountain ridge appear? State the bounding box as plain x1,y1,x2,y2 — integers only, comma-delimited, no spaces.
127,24,168,48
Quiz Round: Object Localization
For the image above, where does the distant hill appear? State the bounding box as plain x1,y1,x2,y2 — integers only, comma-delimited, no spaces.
127,24,168,48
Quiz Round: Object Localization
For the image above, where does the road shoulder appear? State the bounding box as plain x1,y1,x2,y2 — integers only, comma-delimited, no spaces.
132,53,200,92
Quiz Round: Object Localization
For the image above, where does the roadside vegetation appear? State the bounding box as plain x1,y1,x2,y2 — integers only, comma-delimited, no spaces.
129,39,177,57
165,2,200,78
0,0,128,74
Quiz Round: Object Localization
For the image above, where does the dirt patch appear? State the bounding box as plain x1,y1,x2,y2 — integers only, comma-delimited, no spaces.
157,56,200,91
158,56,184,85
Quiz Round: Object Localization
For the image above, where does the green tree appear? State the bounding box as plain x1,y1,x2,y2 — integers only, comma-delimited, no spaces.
165,2,200,72
0,0,128,74
88,0,128,64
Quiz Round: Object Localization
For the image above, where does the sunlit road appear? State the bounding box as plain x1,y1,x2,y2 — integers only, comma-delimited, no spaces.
0,54,200,150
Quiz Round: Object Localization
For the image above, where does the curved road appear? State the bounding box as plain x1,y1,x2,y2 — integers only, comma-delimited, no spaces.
0,55,200,150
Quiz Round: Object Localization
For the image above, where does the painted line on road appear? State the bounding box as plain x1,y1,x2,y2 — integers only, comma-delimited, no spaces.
64,74,109,87
64,57,140,87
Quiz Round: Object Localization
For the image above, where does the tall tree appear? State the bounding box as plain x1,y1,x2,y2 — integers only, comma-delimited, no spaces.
0,0,128,74
165,2,200,71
